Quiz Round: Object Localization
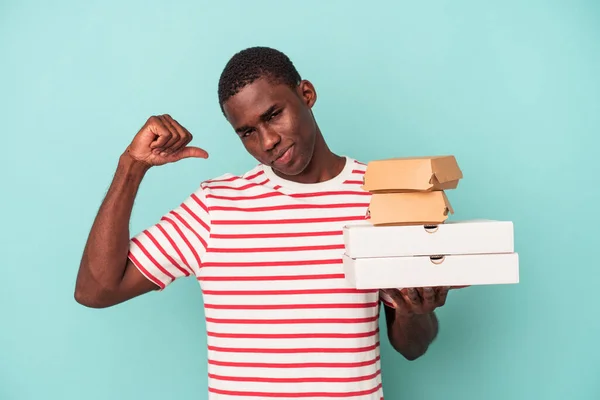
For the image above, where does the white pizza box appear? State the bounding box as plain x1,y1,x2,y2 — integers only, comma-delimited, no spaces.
342,252,519,289
343,219,514,258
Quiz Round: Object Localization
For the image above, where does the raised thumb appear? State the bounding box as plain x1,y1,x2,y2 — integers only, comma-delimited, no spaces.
174,146,209,160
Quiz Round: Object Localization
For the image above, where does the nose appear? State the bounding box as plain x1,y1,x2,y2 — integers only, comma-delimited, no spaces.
259,127,281,152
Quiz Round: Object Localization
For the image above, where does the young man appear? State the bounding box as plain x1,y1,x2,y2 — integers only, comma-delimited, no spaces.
75,46,452,399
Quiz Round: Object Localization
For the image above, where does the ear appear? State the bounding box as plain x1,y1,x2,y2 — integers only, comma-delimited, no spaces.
297,80,317,108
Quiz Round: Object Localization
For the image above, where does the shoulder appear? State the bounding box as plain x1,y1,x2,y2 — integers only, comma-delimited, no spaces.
196,164,268,193
350,158,367,171
346,158,367,182
202,164,264,184
177,165,266,210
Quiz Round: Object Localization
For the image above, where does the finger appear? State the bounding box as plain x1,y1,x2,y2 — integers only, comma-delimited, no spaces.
400,289,420,314
417,288,431,312
159,115,181,153
162,115,190,154
158,115,182,154
173,135,192,155
435,286,450,307
382,289,414,315
172,146,209,160
163,115,189,136
401,288,421,306
170,115,195,140
149,121,173,151
167,130,191,155
421,287,436,310
380,289,403,309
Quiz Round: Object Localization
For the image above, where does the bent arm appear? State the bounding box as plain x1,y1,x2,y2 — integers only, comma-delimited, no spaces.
74,151,158,308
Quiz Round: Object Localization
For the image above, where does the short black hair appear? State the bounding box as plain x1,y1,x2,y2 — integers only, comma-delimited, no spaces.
218,46,301,112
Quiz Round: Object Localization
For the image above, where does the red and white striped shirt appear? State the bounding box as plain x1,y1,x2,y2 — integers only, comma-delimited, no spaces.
128,157,395,399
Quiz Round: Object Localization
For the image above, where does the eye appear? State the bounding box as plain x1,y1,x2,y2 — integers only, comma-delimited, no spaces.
267,110,281,121
241,129,254,138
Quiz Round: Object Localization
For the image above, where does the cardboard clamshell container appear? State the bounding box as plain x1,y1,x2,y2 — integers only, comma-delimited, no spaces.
362,155,463,193
367,191,454,226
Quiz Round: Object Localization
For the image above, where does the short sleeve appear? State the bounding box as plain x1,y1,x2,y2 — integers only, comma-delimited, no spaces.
127,186,211,290
379,290,397,309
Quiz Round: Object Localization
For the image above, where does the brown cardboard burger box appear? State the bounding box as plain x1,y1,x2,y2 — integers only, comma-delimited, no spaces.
366,191,454,226
362,155,462,226
361,155,463,193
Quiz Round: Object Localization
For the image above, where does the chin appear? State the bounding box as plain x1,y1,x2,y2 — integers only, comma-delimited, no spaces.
272,164,303,177
274,154,311,177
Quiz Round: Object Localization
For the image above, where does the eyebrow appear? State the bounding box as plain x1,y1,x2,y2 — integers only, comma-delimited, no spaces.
259,104,278,121
235,104,279,134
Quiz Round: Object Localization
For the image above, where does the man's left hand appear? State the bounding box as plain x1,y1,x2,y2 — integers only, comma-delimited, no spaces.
381,287,456,318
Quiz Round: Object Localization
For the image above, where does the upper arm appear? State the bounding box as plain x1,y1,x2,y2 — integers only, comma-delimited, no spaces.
126,186,211,291
105,258,161,306
76,187,211,309
76,258,159,309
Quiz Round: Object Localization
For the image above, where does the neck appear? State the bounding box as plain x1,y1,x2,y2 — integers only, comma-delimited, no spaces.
275,128,345,184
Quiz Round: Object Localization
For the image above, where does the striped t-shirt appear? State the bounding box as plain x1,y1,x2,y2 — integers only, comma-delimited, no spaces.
128,156,395,399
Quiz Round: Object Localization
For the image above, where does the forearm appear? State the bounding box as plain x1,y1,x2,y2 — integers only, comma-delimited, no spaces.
75,151,149,301
385,307,439,360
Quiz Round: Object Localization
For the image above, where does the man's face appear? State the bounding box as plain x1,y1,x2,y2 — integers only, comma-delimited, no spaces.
222,77,317,177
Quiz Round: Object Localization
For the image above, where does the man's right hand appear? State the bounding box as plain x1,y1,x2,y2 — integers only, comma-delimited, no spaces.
127,114,209,167
75,114,209,308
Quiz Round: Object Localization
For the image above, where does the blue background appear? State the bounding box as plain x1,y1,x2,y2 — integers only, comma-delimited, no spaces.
1,1,599,399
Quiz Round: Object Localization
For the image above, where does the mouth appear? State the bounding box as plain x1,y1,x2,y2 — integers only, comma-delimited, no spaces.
272,145,294,166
